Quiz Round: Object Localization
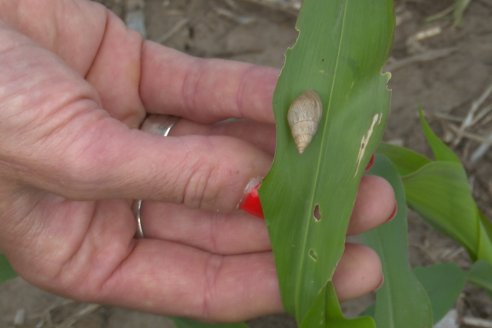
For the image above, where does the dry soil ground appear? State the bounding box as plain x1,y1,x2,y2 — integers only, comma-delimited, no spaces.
1,0,492,327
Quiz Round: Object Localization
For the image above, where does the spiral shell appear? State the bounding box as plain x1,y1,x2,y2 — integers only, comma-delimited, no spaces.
287,90,322,154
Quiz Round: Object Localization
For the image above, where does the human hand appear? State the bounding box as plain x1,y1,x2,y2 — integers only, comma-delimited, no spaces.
0,0,396,322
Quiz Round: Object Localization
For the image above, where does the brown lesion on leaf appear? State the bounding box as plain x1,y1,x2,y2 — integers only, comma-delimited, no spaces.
313,204,321,222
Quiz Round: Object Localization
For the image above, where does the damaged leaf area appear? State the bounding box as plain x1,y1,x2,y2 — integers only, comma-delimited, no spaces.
354,113,383,177
259,0,394,325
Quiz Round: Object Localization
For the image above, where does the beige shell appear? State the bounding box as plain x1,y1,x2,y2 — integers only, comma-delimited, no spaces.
287,90,322,154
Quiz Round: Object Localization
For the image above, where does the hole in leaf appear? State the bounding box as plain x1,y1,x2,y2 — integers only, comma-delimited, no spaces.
313,204,321,222
308,249,318,262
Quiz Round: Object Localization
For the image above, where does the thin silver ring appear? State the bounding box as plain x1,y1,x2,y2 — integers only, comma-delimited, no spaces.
133,114,179,238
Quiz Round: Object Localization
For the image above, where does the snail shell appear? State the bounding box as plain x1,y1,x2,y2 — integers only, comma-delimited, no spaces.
287,90,322,154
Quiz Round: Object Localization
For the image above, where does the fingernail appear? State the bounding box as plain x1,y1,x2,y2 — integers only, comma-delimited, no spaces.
365,154,375,172
387,203,398,222
239,178,264,219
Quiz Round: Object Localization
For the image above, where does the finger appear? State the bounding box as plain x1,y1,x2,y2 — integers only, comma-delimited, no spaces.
139,42,278,124
70,241,379,321
171,118,276,155
0,34,272,211
138,174,391,255
2,196,278,322
333,243,383,300
93,241,281,322
8,197,381,322
42,116,272,211
347,175,396,235
141,201,271,255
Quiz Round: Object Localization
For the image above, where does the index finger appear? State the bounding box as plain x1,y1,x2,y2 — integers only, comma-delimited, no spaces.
139,42,278,124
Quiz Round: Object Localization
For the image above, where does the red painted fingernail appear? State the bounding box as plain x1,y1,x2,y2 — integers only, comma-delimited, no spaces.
387,203,398,222
239,178,264,219
365,154,375,172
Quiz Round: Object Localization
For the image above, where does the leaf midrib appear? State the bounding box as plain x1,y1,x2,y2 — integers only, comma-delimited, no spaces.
294,0,350,320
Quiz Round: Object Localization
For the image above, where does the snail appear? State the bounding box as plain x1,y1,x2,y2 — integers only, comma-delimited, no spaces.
287,90,323,154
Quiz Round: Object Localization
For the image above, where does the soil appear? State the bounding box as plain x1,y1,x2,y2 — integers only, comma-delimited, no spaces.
1,0,491,327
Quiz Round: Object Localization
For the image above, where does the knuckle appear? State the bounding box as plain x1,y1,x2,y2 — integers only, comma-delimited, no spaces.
179,153,219,209
183,167,215,209
177,137,254,211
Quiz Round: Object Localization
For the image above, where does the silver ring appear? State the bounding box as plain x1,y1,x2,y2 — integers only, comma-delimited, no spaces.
133,114,179,238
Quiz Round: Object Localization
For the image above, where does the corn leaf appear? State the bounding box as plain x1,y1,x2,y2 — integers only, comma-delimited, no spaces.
363,155,433,328
468,260,492,294
453,0,471,26
418,110,461,163
172,318,248,328
403,161,490,259
405,114,492,262
0,255,16,283
258,0,394,325
379,114,492,263
378,143,430,176
300,284,375,328
414,263,466,323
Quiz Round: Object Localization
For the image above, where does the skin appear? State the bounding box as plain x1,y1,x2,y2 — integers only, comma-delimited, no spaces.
0,0,396,322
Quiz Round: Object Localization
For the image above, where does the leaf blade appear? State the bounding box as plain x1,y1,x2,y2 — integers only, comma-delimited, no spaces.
259,0,394,323
377,143,430,176
468,260,492,294
300,283,376,328
363,155,433,328
172,318,248,328
0,255,16,283
403,162,492,262
419,110,461,163
414,263,466,323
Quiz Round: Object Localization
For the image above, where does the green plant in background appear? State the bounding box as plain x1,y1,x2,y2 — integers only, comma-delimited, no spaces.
173,318,248,328
0,255,16,283
427,0,471,27
376,112,492,325
2,1,492,328
363,155,433,327
453,0,472,26
380,111,492,264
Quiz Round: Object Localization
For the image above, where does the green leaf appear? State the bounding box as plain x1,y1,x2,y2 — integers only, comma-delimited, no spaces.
172,318,248,328
385,114,492,263
403,111,492,262
378,143,430,176
403,162,492,263
363,155,433,328
414,263,466,323
258,0,394,324
0,255,16,283
453,0,471,26
419,110,461,163
468,260,492,294
300,285,375,328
